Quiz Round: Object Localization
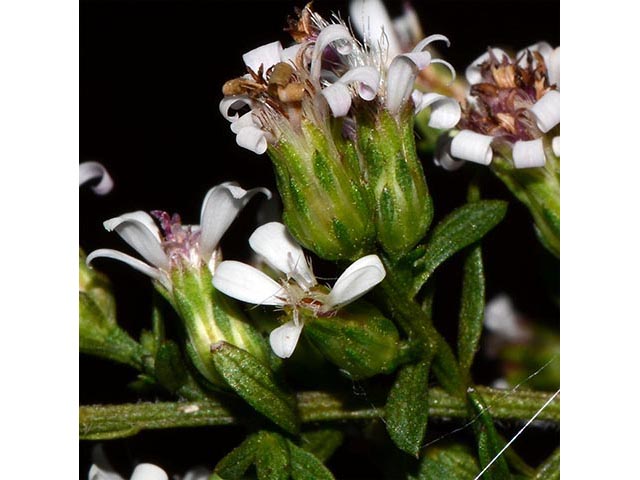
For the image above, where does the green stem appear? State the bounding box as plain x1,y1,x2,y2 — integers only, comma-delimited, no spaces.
80,387,559,440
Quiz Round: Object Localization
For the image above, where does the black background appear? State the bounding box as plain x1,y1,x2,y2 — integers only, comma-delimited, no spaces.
80,1,559,477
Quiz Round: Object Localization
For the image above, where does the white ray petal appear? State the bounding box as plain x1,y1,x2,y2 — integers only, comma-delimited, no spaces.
434,136,465,171
321,83,353,117
213,260,288,306
79,161,114,195
529,90,560,133
311,24,354,80
450,130,493,165
242,41,283,75
429,58,456,84
552,136,560,157
236,126,269,154
326,254,386,309
349,0,401,58
465,48,509,85
547,47,560,89
130,464,169,480
230,112,258,134
339,66,380,100
249,222,315,290
88,465,124,480
219,96,253,122
199,183,271,262
86,249,170,289
270,320,304,359
103,212,169,270
412,33,450,52
516,41,553,67
386,53,425,114
416,92,461,129
282,44,302,63
512,138,546,168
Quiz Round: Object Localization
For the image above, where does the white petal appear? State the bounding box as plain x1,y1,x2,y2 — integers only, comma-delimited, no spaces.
465,48,509,85
219,96,253,122
412,33,450,53
552,136,560,157
199,183,271,262
88,465,124,480
130,464,168,480
282,44,302,63
450,130,493,165
212,260,288,306
311,24,354,80
79,161,113,195
516,41,553,67
86,249,170,290
416,92,461,129
103,212,170,270
321,83,353,117
249,222,315,290
339,66,380,100
434,137,465,171
236,126,269,154
349,0,401,57
529,90,560,133
269,320,304,358
386,54,422,114
512,139,546,169
182,468,211,480
230,112,258,134
326,254,386,309
547,47,560,89
242,41,283,74
429,58,457,84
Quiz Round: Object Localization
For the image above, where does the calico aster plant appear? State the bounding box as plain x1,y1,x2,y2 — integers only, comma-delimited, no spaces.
80,1,559,478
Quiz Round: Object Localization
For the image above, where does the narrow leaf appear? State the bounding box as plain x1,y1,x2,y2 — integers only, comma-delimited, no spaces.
214,434,259,479
385,359,431,456
300,429,344,462
211,341,299,434
255,432,290,480
154,341,189,394
411,200,507,297
468,389,510,480
288,440,336,480
533,448,559,480
457,244,485,377
413,443,479,480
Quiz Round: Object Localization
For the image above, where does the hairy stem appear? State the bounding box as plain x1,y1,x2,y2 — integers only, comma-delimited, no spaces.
80,387,559,440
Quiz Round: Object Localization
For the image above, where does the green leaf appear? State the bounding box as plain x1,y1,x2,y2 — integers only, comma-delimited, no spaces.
300,429,344,462
468,389,510,480
412,443,479,480
411,200,507,297
457,244,485,378
533,448,559,480
288,439,336,480
154,341,189,394
211,341,299,434
255,432,290,480
215,434,259,479
385,360,431,456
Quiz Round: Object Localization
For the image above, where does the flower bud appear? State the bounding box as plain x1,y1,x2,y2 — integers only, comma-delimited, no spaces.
303,300,400,379
357,106,434,257
269,120,376,260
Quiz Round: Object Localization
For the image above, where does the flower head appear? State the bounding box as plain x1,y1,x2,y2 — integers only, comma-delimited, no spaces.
87,182,269,290
212,222,386,358
437,43,560,170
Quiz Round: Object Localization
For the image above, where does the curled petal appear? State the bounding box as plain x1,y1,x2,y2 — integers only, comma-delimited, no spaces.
516,41,554,67
230,112,258,134
450,130,493,165
529,90,560,133
547,47,560,88
242,41,283,74
412,33,450,52
311,24,354,80
321,83,353,117
86,249,170,290
429,58,456,84
269,320,304,359
200,183,271,263
130,464,169,480
386,54,425,114
552,136,560,157
219,96,253,122
103,212,170,270
326,254,386,310
512,138,546,169
339,66,380,100
88,465,124,480
212,260,288,306
349,0,401,57
434,135,465,171
249,222,315,291
236,126,269,154
79,161,113,195
415,92,461,129
465,48,509,85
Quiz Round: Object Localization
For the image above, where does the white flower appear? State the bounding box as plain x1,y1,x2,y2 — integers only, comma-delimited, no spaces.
438,43,560,170
89,463,168,480
87,182,270,290
80,161,113,195
212,222,386,358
